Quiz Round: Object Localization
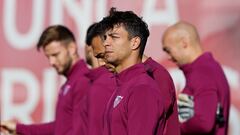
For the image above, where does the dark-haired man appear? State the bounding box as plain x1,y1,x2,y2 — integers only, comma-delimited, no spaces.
82,22,116,135
99,8,166,135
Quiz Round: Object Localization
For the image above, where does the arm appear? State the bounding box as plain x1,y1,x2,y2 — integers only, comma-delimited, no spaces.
0,120,54,135
87,85,105,135
180,88,218,134
127,85,165,135
69,78,90,135
16,122,55,135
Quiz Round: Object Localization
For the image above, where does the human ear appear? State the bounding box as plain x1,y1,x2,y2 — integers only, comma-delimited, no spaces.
181,36,190,48
68,42,77,55
131,36,141,50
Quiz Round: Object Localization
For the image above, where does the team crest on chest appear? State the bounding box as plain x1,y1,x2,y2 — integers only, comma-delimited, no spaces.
63,84,71,95
113,95,123,108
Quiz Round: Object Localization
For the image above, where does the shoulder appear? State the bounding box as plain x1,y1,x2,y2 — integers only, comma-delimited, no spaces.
187,68,217,95
144,58,172,80
128,75,160,96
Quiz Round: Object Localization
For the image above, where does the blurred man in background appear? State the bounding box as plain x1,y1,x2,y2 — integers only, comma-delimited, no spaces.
85,23,102,69
82,22,116,135
162,21,230,135
0,25,90,135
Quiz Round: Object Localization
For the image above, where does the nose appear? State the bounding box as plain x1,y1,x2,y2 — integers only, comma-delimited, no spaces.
103,35,110,47
49,56,57,67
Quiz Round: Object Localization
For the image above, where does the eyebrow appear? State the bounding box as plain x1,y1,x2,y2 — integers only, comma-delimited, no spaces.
108,32,119,36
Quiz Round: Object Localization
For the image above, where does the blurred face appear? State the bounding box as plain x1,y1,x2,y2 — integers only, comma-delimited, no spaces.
85,45,97,67
91,36,106,66
43,41,72,75
103,25,132,66
162,35,186,66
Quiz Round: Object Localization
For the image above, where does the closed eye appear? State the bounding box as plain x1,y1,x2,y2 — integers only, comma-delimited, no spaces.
163,47,170,54
95,53,105,59
51,52,60,57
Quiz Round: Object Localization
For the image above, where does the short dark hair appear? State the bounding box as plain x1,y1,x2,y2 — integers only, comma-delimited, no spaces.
99,7,150,56
86,23,98,46
37,25,76,51
85,22,105,46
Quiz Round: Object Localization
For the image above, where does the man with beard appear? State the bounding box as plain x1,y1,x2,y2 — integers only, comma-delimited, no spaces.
1,25,91,135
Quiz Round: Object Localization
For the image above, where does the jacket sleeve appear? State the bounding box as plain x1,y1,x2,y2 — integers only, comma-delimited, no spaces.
68,77,90,135
180,87,218,134
16,122,55,135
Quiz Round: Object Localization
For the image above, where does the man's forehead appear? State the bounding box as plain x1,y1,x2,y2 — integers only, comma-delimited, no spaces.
106,28,119,34
106,24,125,34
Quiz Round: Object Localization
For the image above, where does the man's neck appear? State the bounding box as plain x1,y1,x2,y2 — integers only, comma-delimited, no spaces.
64,56,80,77
141,54,149,62
71,54,80,66
116,57,142,73
188,47,203,64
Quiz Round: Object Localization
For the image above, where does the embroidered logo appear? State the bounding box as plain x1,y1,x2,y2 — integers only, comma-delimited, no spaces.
63,85,71,96
113,95,123,108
